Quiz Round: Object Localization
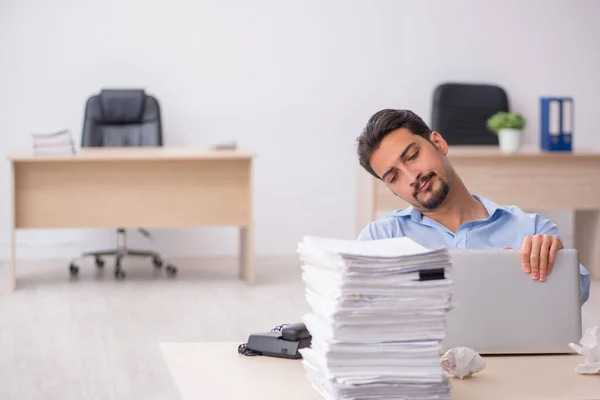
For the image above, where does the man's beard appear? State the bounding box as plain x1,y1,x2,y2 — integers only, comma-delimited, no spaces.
413,172,450,211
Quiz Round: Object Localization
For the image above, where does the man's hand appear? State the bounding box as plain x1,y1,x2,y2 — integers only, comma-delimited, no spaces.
520,234,563,282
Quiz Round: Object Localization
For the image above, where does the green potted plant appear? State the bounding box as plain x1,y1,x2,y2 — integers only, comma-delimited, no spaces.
486,112,526,153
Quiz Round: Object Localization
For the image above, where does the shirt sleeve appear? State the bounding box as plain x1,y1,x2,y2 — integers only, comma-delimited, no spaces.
356,227,374,240
356,218,400,241
534,213,591,306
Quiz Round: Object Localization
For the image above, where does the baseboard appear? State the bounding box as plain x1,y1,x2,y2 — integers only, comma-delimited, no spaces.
0,240,85,261
0,228,265,261
0,253,301,269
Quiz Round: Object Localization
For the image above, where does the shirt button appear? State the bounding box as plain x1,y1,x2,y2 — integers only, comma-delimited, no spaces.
457,243,463,249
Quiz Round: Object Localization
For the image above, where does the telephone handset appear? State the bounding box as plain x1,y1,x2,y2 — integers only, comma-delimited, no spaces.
238,322,312,359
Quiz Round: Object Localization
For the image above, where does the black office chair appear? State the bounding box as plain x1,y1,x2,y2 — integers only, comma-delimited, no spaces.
431,83,509,145
69,89,177,280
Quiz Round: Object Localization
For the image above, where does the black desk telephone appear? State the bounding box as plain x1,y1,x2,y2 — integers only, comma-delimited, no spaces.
238,322,311,359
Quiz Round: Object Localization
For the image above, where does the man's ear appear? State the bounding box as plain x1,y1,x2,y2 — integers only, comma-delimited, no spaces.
429,131,448,155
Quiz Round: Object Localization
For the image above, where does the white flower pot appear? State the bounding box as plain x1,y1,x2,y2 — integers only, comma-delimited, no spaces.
498,128,521,153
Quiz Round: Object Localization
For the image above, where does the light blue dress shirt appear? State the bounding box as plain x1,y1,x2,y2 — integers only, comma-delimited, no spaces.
357,194,591,306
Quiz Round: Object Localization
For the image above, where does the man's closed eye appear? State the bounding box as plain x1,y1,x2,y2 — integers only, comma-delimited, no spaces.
408,150,419,161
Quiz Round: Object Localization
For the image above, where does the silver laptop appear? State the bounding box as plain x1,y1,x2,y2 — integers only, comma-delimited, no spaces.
441,249,582,354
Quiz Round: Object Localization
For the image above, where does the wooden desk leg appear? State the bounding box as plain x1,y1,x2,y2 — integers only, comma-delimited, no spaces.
10,228,16,291
355,164,377,237
239,225,254,285
574,210,600,280
10,162,16,291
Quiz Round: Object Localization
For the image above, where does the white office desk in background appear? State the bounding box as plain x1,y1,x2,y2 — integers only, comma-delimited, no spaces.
356,146,600,279
7,147,256,289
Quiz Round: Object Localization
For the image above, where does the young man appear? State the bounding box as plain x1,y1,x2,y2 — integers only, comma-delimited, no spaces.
356,109,590,306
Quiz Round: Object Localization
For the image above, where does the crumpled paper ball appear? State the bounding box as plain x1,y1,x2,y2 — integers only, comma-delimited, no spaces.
568,325,600,374
440,347,486,379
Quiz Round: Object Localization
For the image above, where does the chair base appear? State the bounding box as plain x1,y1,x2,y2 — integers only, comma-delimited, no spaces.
68,229,177,280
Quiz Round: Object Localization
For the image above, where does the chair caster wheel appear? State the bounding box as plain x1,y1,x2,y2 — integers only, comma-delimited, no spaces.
95,256,105,268
153,257,163,268
114,268,126,280
69,263,79,276
166,265,177,277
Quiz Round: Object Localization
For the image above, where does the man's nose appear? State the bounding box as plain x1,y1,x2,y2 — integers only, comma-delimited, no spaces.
407,170,422,187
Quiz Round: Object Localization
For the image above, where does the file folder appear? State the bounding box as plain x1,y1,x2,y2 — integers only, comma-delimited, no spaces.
540,97,573,152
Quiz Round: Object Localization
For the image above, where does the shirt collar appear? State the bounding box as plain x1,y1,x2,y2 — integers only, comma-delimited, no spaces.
472,193,513,218
394,205,423,221
393,193,512,222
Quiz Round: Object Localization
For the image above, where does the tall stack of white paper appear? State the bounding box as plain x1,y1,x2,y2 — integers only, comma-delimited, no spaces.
32,129,76,155
297,236,453,400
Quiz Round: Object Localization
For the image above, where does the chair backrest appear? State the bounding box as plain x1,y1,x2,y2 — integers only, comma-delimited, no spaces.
431,83,508,146
81,89,162,147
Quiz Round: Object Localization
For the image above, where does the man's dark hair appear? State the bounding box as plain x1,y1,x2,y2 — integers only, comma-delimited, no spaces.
357,109,433,179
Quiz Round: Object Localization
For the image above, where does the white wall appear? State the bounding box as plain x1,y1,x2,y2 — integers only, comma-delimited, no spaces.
1,0,598,259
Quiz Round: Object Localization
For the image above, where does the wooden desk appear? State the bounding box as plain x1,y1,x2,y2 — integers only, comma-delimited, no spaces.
7,147,256,289
356,146,600,279
159,342,600,400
